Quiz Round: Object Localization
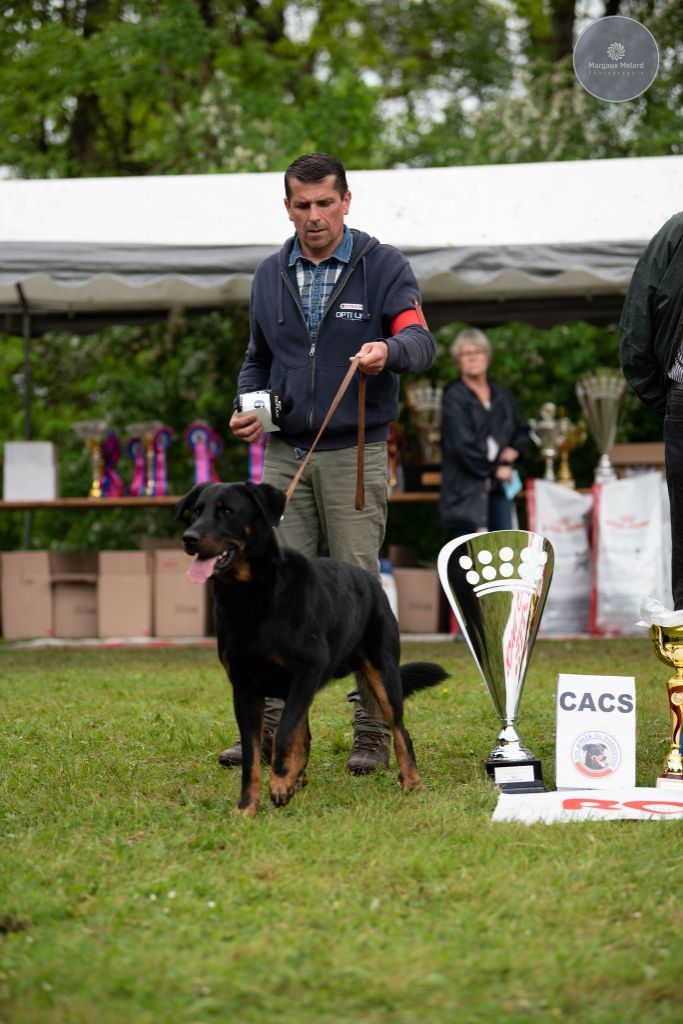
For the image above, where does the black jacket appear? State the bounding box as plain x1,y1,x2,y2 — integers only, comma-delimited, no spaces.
439,379,529,530
235,229,436,449
620,212,683,415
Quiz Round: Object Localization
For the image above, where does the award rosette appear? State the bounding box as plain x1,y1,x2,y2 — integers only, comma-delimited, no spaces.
184,422,223,485
438,530,554,792
100,432,125,498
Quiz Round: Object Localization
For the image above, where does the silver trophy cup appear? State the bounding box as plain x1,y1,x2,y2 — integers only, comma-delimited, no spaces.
575,369,627,483
438,530,554,792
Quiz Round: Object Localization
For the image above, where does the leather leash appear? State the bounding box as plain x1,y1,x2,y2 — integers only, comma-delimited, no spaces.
285,355,367,511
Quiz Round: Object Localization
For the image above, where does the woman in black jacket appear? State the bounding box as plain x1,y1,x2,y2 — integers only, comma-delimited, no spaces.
439,328,529,539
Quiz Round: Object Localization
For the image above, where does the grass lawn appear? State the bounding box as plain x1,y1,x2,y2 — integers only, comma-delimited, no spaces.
2,637,683,1024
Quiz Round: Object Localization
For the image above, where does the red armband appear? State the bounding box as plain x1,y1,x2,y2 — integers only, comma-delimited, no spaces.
390,301,429,335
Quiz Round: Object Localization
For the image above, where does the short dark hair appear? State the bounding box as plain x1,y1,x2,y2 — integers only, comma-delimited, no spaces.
284,153,348,199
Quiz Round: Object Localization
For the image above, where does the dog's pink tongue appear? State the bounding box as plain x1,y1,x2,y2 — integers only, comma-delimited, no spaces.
187,555,219,584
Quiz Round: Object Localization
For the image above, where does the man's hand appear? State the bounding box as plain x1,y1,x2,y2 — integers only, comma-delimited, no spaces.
494,465,514,482
229,410,264,444
498,446,519,464
353,340,389,375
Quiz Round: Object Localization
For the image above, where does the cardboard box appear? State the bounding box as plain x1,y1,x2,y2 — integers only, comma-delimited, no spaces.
153,549,207,637
50,553,98,638
393,567,444,633
3,441,58,500
1,551,53,639
98,551,153,638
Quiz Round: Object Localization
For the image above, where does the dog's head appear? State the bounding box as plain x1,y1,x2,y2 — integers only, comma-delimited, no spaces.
582,743,608,771
174,481,286,583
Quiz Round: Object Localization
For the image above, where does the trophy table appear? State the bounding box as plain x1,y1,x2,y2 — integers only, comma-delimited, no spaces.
649,623,683,788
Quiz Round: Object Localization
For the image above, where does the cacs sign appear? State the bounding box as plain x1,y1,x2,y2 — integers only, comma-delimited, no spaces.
556,673,636,790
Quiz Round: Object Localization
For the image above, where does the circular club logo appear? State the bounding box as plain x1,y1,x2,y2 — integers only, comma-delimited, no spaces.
573,16,659,102
572,730,621,779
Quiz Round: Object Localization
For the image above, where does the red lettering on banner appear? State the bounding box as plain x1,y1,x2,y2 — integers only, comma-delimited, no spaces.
623,800,683,815
562,797,683,815
562,798,620,811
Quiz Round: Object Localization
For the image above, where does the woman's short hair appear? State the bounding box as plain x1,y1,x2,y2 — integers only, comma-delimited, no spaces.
450,328,492,363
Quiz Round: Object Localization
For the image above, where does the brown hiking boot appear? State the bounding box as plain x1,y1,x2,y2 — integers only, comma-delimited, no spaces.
218,729,274,767
345,731,391,775
218,699,282,767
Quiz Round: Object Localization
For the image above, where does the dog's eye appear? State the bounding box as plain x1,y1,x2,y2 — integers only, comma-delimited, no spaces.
220,507,233,517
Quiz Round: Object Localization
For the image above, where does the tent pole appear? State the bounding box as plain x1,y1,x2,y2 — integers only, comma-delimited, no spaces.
15,284,33,549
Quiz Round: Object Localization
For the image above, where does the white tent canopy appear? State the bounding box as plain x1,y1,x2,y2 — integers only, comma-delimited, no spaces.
1,154,681,334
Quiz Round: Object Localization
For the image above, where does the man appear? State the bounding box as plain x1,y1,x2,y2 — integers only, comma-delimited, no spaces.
620,211,683,609
222,152,437,772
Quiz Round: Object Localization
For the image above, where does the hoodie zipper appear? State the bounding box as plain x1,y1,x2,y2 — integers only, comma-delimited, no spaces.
280,240,373,432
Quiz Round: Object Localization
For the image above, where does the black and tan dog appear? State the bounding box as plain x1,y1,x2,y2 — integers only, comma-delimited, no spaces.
175,481,447,816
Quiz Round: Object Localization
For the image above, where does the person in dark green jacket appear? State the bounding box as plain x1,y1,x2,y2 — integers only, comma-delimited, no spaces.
620,212,683,608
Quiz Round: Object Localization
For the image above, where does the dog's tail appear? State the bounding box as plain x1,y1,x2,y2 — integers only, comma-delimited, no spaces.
400,662,448,697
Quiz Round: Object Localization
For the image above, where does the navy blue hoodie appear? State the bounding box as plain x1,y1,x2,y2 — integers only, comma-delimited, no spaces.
235,228,437,449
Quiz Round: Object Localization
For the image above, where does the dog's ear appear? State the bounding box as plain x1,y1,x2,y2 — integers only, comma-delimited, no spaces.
243,481,286,526
174,483,209,520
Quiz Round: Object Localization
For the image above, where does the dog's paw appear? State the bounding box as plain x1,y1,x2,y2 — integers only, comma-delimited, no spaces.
269,780,294,806
234,801,260,818
269,772,306,807
398,772,423,793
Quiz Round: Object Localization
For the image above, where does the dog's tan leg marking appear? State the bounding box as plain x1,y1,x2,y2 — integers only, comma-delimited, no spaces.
360,660,422,791
236,733,263,816
269,716,310,807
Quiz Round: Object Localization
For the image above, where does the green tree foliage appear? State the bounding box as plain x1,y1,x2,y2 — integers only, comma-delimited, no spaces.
0,0,512,177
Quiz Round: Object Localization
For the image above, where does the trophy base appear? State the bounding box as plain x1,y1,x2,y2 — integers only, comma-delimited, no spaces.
656,775,683,790
485,757,545,794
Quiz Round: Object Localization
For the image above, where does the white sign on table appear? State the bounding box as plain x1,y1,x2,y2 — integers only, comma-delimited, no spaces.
555,673,636,790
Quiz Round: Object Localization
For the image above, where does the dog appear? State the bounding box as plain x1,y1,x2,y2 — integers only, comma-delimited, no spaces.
175,480,447,816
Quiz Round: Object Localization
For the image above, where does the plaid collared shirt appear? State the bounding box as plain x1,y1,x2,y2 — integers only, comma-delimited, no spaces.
288,226,353,344
670,344,683,383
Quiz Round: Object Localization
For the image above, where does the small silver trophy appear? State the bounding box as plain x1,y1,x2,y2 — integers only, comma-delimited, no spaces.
528,402,567,482
438,530,554,793
576,368,627,483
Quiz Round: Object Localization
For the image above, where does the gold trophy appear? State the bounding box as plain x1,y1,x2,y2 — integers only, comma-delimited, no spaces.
649,624,683,788
404,381,443,465
556,417,587,489
71,419,109,497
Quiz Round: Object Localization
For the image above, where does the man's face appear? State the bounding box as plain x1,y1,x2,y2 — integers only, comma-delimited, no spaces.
284,175,351,262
